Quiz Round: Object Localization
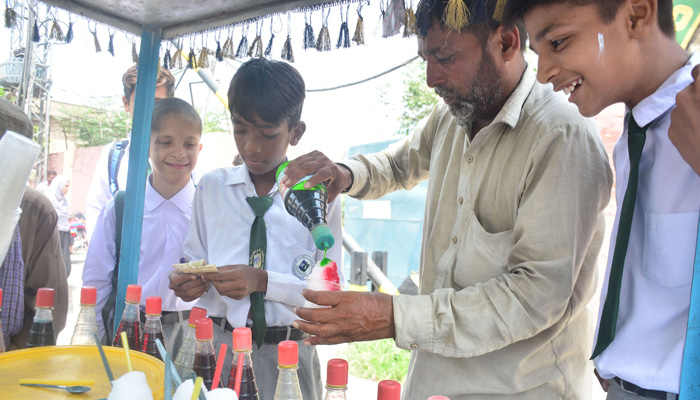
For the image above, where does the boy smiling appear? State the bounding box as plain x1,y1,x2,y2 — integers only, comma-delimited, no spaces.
506,0,700,397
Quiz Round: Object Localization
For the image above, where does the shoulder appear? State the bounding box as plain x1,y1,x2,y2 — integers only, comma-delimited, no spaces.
21,187,57,217
198,166,241,187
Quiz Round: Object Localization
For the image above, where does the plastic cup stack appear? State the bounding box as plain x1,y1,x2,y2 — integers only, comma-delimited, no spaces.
0,131,40,262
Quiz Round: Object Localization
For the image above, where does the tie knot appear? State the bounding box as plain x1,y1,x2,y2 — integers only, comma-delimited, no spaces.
627,112,650,135
246,195,273,217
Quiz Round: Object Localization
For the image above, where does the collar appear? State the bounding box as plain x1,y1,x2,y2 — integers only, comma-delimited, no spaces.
145,174,196,213
632,52,700,127
223,164,280,196
490,65,536,130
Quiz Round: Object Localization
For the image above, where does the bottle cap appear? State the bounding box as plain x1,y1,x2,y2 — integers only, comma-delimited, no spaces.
188,306,207,326
0,288,3,308
36,287,55,308
326,358,349,387
195,318,213,340
278,340,298,367
232,327,252,351
427,397,450,400
80,286,97,305
125,284,142,303
145,296,162,315
311,224,335,251
377,380,401,400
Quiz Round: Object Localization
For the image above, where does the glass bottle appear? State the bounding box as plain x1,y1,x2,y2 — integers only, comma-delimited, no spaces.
273,340,303,400
324,358,348,400
193,317,216,390
174,306,207,380
227,327,260,400
377,380,401,400
141,296,164,359
113,284,142,349
26,287,56,348
0,289,5,353
427,397,450,400
70,286,98,345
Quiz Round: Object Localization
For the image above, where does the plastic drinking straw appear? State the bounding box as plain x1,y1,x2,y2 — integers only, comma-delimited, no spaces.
120,331,133,372
93,333,115,385
190,377,203,400
155,338,182,387
189,372,206,400
164,352,172,400
233,352,244,396
211,343,227,389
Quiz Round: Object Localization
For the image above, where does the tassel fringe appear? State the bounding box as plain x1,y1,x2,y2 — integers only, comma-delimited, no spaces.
163,49,171,69
403,8,418,37
248,35,263,58
352,14,364,45
172,48,183,69
107,33,115,56
49,20,64,41
132,41,139,64
264,33,275,57
198,47,209,68
65,21,73,43
281,35,294,62
443,0,470,31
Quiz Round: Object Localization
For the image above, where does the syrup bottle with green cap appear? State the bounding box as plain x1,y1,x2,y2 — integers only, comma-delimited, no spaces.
276,161,335,251
273,340,303,400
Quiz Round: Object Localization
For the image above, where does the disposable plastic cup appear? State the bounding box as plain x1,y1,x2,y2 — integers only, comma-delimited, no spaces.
0,131,40,212
303,277,343,309
0,208,21,263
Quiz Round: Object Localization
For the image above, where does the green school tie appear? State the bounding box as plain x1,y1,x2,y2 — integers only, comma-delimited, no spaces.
591,113,649,359
246,195,274,349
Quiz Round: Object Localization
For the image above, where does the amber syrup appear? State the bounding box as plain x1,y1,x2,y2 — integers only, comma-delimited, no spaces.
113,320,141,349
26,321,56,348
142,331,164,360
227,364,260,400
193,353,216,390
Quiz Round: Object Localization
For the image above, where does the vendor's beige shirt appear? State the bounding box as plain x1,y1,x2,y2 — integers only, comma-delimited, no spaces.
343,68,613,399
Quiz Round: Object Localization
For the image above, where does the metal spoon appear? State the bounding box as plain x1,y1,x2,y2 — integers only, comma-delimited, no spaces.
20,383,92,394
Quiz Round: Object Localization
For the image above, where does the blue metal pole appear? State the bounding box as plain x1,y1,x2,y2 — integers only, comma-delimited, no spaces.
113,27,162,332
680,220,700,398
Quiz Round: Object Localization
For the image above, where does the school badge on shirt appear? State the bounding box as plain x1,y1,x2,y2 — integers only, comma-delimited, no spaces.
292,254,315,279
250,249,265,269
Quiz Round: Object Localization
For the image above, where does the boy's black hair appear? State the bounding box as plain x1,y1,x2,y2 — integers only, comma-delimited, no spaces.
151,97,202,135
227,58,306,126
416,0,528,50
503,0,675,38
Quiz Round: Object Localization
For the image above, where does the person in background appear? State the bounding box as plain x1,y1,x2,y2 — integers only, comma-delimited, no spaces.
48,175,71,277
0,97,68,350
35,170,56,197
670,65,700,176
505,0,699,398
85,65,175,239
83,97,202,345
287,0,612,398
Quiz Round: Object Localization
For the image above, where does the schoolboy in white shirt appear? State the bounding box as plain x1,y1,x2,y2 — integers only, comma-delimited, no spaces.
83,97,202,345
169,58,343,400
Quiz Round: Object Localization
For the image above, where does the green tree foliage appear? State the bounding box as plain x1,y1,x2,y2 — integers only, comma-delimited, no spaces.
58,99,130,147
397,60,439,135
200,105,230,134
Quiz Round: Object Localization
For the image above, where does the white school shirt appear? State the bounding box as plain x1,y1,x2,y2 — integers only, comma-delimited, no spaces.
85,138,130,240
594,52,700,393
82,175,196,338
184,165,344,329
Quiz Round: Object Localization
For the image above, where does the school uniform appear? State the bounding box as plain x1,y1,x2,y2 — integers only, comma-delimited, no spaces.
183,165,344,400
82,174,196,345
593,52,700,397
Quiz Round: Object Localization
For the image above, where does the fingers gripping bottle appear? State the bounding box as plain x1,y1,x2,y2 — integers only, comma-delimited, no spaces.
324,358,349,400
276,161,335,251
26,288,56,348
141,296,165,360
377,380,401,400
70,286,99,345
273,340,303,400
174,306,207,380
113,284,142,349
193,318,217,390
227,327,260,400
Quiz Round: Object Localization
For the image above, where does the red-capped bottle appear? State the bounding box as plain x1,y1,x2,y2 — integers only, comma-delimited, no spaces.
0,289,5,353
193,318,216,390
174,306,207,380
377,380,401,400
273,340,303,400
113,284,142,349
427,396,450,400
324,358,348,400
26,288,56,348
70,286,98,345
227,327,260,399
141,296,164,359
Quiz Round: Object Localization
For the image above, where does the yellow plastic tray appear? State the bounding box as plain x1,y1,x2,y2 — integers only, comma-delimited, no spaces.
0,345,165,399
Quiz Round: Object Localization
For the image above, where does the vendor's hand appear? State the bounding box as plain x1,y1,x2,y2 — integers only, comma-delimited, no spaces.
202,265,267,300
670,65,700,176
293,290,395,345
281,151,353,203
593,368,610,392
169,270,209,302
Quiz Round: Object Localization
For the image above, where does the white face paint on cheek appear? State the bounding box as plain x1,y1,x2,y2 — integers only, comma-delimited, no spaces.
597,33,605,63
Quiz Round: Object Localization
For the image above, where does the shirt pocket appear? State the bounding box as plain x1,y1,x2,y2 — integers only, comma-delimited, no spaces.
642,211,699,289
454,208,514,288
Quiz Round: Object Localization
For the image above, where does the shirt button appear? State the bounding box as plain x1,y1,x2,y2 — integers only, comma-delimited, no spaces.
458,197,463,205
410,343,419,350
467,155,474,163
452,237,457,244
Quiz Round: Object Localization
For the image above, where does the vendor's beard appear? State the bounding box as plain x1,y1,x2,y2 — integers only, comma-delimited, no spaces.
435,50,505,129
